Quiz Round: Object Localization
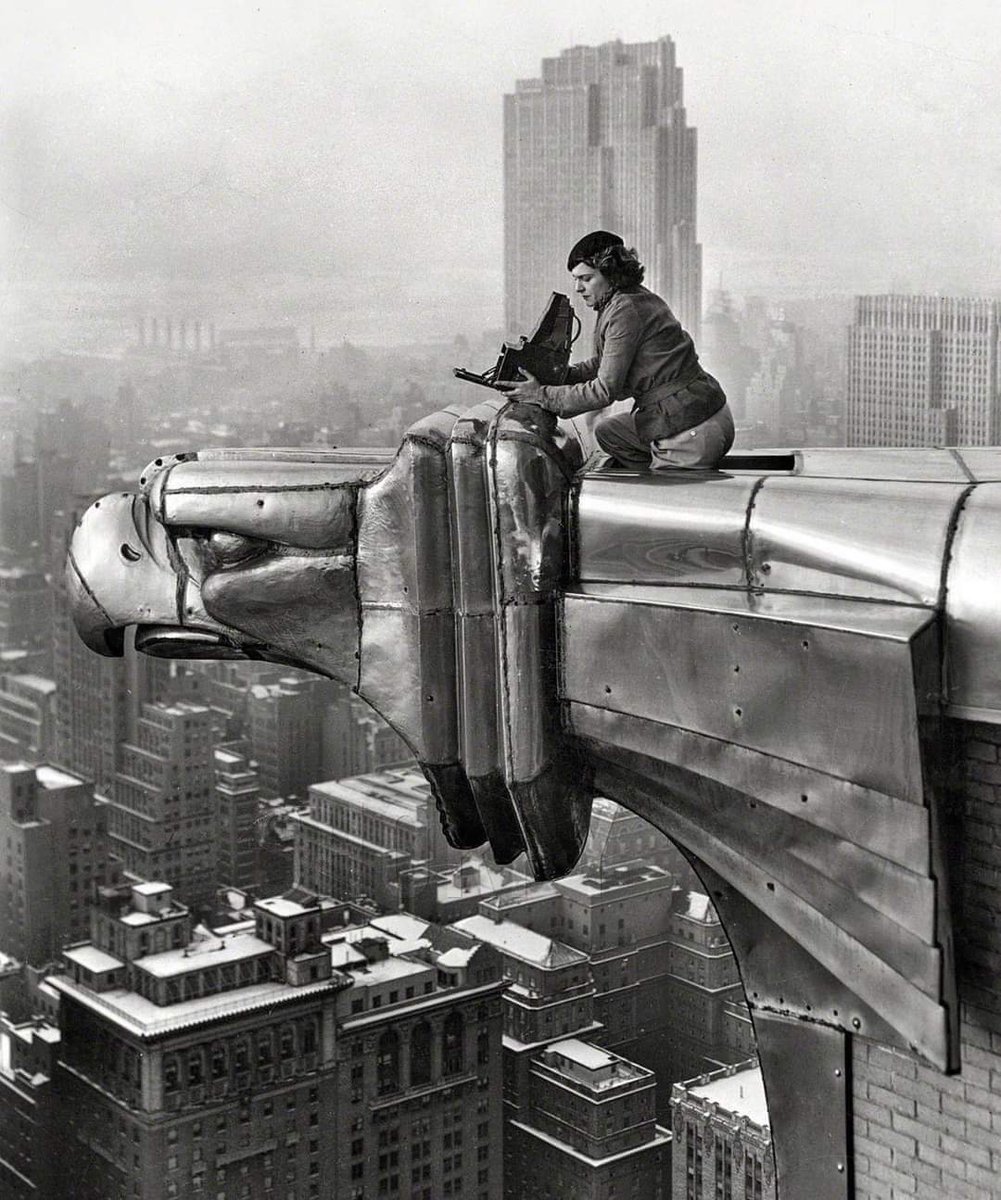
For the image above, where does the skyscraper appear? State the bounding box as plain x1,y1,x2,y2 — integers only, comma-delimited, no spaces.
504,37,701,337
106,701,216,911
0,762,115,966
847,295,1001,446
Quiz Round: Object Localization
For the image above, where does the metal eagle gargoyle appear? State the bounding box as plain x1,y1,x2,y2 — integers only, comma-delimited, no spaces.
66,399,1001,1198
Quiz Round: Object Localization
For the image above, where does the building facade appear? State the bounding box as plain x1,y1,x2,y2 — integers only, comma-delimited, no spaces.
214,745,260,891
0,1013,60,1200
847,294,1001,446
294,766,459,909
0,673,56,763
506,1038,671,1200
670,1061,774,1200
504,37,701,337
106,701,216,911
50,883,347,1200
0,762,114,966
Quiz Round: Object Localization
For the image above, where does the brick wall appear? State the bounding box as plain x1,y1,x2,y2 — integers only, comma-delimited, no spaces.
852,721,1001,1199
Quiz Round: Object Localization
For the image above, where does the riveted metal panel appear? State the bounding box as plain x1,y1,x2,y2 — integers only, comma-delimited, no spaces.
358,438,454,612
755,1014,851,1200
575,471,757,586
944,482,1001,719
591,751,952,1069
563,589,934,802
151,459,363,549
486,404,591,879
566,704,931,873
747,476,966,602
448,398,506,777
356,608,459,757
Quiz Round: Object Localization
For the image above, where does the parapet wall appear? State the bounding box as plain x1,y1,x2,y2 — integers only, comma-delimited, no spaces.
852,720,1001,1198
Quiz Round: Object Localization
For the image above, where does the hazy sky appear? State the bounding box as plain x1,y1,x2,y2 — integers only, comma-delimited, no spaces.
3,0,1000,347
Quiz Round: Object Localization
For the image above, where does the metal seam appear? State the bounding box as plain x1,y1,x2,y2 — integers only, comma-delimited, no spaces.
65,550,115,626
741,476,767,591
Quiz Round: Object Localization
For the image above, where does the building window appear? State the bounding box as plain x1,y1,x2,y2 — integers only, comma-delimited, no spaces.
377,1029,400,1095
410,1022,432,1087
442,1013,464,1076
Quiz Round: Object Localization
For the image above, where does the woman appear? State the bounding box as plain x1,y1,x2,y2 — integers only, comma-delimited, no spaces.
496,230,734,470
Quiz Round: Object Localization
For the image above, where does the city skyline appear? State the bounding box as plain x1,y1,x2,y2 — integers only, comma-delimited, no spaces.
4,2,1001,355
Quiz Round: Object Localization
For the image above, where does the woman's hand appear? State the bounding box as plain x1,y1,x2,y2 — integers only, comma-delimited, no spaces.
495,369,544,405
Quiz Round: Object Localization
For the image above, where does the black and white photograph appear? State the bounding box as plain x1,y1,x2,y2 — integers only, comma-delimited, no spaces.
2,3,1001,1197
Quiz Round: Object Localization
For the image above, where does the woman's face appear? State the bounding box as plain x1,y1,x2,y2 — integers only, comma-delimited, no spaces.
570,262,613,309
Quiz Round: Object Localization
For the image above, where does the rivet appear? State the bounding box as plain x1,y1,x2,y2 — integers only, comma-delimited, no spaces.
852,1018,861,1030
256,499,265,508
761,562,771,574
834,1068,842,1078
766,881,775,892
837,1163,844,1173
734,707,743,718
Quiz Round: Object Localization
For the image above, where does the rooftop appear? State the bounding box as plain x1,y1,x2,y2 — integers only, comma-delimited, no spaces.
541,1038,652,1091
64,944,123,974
134,934,272,978
36,764,86,788
371,913,430,942
48,973,343,1038
685,1063,769,1128
256,896,315,918
452,915,587,969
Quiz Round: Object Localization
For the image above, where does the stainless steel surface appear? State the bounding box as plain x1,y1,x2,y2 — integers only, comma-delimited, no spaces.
567,703,931,873
575,472,756,586
486,403,591,879
747,476,966,603
563,589,935,802
754,1013,851,1200
591,751,953,1069
944,482,1001,715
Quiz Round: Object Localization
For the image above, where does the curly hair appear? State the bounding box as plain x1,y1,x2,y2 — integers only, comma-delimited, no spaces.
588,243,645,288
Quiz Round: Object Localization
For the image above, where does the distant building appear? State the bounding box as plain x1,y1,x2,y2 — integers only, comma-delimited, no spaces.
506,1039,671,1200
106,701,216,911
664,892,747,1080
214,744,260,891
0,673,56,762
0,569,51,665
246,675,335,799
670,1061,774,1200
847,295,1001,446
0,762,114,966
321,689,411,780
294,766,461,909
430,857,535,924
504,37,701,337
0,1013,60,1200
52,575,172,793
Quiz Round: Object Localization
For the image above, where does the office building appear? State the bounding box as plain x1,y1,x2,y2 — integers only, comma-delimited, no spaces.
215,745,260,891
506,1039,671,1200
294,766,461,910
0,1013,60,1200
0,570,51,659
50,882,348,1200
0,762,114,966
664,892,747,1079
326,915,506,1200
670,1061,774,1200
246,675,335,800
847,295,1001,446
106,702,216,911
504,37,701,336
321,689,411,780
0,673,56,762
49,883,505,1200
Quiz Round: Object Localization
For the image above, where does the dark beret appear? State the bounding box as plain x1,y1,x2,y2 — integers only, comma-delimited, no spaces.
567,230,624,270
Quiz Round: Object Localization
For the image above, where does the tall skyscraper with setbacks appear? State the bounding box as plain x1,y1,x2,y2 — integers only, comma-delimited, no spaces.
504,37,701,339
847,295,1001,447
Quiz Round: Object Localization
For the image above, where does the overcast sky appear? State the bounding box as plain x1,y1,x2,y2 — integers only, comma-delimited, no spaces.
3,0,1000,347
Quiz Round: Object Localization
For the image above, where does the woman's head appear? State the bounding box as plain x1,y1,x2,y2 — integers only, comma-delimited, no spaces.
566,230,645,308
